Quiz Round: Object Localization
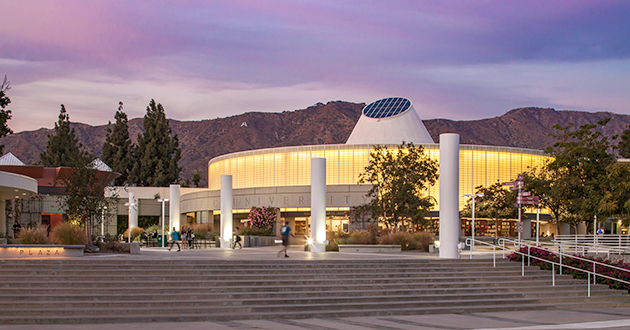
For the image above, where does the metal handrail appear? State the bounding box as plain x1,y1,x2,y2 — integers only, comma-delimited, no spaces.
518,239,627,258
555,234,630,248
464,237,630,297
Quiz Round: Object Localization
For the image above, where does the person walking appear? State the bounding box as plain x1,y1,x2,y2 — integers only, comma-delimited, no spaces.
168,227,181,251
233,227,242,249
278,221,295,258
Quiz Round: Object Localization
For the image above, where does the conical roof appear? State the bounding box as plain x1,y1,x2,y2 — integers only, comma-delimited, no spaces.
345,97,434,145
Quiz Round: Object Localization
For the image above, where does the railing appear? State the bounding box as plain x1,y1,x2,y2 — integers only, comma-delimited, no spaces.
519,239,627,258
555,234,630,248
464,237,630,297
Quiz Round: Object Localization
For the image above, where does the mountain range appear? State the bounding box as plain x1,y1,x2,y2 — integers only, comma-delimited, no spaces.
2,101,630,184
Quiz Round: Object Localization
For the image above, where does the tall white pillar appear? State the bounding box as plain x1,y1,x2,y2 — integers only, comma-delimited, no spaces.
220,175,233,249
128,192,138,230
169,184,180,231
0,199,6,236
439,133,460,259
311,158,326,253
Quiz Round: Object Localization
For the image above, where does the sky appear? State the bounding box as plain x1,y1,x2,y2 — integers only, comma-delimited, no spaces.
2,0,630,133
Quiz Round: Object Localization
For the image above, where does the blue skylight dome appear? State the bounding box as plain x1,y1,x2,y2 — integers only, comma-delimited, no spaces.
362,97,411,119
345,96,435,145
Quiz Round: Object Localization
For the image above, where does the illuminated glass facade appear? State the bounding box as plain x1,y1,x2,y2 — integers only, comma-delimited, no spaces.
208,144,550,210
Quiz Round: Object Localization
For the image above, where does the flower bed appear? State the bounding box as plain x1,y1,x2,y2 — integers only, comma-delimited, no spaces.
508,247,630,291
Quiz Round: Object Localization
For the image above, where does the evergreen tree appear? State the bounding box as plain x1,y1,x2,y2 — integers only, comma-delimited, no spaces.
130,99,181,186
618,125,630,158
0,75,12,155
102,102,135,185
40,105,89,167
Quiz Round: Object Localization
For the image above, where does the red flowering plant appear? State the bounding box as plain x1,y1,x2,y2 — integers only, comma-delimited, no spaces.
244,206,278,236
508,246,630,291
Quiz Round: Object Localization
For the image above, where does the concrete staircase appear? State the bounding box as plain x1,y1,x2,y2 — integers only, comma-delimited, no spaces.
0,258,628,324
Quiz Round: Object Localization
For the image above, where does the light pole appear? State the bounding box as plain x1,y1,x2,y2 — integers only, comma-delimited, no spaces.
101,206,108,237
158,198,169,248
463,193,484,252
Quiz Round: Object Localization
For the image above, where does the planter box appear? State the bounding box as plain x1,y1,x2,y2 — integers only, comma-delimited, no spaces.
243,236,278,247
96,242,141,254
338,244,402,253
0,244,85,258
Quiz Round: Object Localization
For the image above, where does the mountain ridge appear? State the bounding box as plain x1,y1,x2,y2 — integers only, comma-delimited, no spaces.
2,103,629,183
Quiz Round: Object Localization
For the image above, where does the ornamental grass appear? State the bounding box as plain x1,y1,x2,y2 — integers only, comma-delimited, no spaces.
18,226,51,244
50,222,87,245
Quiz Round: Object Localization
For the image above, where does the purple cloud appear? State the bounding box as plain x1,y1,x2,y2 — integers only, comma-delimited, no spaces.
1,0,629,132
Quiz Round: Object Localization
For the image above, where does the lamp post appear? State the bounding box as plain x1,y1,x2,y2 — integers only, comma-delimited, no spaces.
101,206,108,237
463,193,484,252
158,198,169,248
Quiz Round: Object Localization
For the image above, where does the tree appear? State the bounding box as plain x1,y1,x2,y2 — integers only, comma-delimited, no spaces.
357,142,438,232
545,119,616,232
0,75,13,154
522,163,571,235
40,105,89,167
598,163,630,226
461,183,517,239
192,170,204,187
618,125,630,158
129,99,181,187
102,102,135,185
59,156,117,245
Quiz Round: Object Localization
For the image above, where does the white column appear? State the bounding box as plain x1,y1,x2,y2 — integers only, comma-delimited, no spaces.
523,218,532,239
0,199,6,236
220,175,233,249
439,133,460,259
128,192,138,230
311,158,326,253
169,184,180,231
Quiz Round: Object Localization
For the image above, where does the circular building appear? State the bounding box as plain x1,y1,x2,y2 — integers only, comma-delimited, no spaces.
180,97,552,239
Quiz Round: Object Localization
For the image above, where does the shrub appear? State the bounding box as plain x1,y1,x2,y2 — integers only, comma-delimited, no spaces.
192,223,213,239
145,224,163,236
122,227,144,242
246,206,277,235
240,226,274,236
348,230,377,245
413,231,435,252
51,223,87,245
366,223,379,237
325,231,350,251
379,232,416,250
18,226,51,244
507,247,630,291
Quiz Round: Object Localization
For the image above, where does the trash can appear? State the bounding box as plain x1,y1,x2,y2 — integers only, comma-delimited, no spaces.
157,234,167,247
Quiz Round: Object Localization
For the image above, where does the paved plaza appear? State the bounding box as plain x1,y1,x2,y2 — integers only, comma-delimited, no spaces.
2,246,629,329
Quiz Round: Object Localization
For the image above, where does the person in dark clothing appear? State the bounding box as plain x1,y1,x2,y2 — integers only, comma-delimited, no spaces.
233,227,242,249
187,227,195,249
12,220,22,237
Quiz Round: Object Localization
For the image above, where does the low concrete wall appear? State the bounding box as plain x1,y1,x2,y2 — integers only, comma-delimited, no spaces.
338,244,402,253
0,244,85,258
243,236,278,247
